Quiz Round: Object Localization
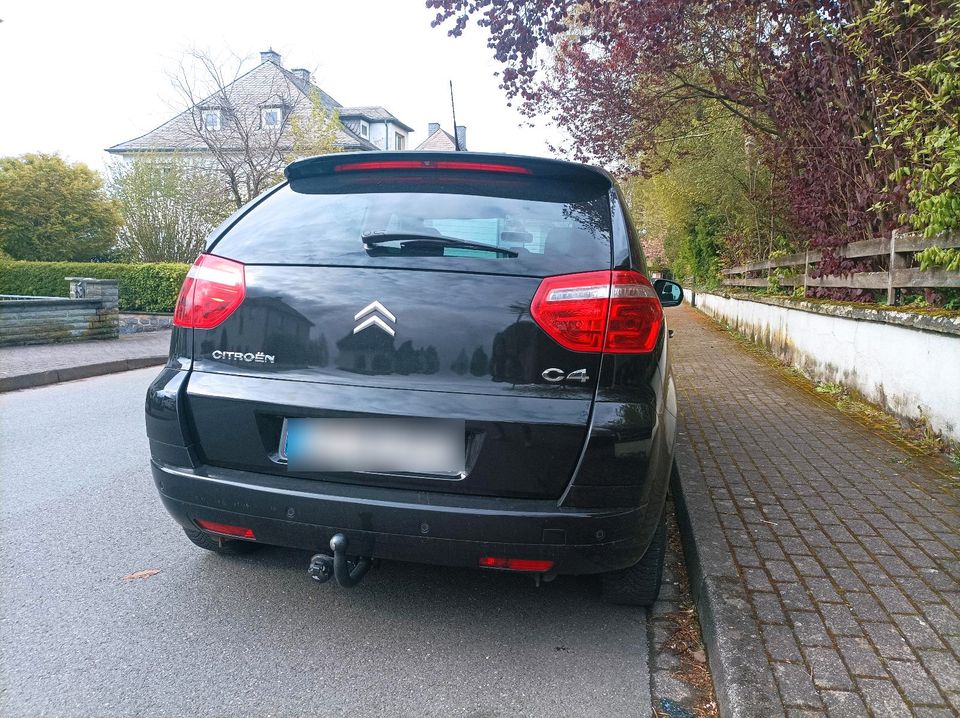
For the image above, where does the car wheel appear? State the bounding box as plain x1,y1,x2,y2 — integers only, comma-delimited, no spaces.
183,526,262,555
601,510,666,606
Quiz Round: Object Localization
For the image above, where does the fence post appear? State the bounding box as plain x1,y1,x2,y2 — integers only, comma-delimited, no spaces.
803,250,810,297
886,230,899,306
687,275,696,308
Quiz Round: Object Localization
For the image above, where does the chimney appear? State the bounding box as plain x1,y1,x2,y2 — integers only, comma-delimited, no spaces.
291,68,311,84
427,122,440,136
260,49,282,66
455,125,467,151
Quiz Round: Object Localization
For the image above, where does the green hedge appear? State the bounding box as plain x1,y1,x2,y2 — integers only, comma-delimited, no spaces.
0,260,190,312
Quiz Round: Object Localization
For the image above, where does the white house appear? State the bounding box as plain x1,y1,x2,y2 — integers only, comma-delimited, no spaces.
106,49,414,160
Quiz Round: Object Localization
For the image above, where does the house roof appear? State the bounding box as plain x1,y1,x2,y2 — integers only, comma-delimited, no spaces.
414,127,459,151
339,106,415,132
106,59,385,154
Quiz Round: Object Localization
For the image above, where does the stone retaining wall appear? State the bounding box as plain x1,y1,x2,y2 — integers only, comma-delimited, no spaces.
119,313,173,334
0,278,119,347
691,290,960,442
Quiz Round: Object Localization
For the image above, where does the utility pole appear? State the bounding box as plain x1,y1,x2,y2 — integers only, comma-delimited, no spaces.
450,80,460,151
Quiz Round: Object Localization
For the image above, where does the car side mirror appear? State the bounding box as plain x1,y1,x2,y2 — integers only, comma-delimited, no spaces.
653,279,684,308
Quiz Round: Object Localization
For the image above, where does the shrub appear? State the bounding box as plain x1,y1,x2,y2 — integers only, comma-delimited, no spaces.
0,260,189,312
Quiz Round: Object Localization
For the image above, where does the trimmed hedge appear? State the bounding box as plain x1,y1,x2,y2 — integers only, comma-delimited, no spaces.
0,260,189,312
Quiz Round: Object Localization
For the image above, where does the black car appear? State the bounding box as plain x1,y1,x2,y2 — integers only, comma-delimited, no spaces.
145,151,683,605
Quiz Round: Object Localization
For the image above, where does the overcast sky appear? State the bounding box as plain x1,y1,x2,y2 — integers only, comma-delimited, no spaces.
0,0,562,170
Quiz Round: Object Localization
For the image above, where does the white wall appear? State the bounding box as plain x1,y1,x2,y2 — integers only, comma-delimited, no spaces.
368,121,408,150
694,292,960,442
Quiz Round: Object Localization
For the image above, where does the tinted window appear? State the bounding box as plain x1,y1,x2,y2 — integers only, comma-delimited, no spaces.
212,174,612,276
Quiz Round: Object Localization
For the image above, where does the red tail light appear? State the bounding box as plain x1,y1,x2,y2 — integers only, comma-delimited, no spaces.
173,254,246,329
530,270,663,353
334,160,532,174
195,519,256,539
479,557,555,572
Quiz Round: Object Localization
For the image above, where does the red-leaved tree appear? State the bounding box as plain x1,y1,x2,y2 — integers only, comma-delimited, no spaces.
428,0,952,299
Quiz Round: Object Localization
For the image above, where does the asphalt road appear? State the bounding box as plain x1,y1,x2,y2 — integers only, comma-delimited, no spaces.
0,368,651,718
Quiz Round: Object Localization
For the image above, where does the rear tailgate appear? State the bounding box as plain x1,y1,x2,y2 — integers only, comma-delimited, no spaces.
182,154,614,500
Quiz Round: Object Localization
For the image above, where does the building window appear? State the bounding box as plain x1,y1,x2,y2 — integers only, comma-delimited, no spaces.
359,121,369,138
394,132,405,150
202,109,221,132
261,107,283,129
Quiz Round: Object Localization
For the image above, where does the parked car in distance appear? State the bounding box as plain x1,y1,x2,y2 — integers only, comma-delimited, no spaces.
146,151,684,605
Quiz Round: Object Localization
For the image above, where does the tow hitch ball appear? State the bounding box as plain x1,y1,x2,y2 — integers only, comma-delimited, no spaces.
308,533,371,588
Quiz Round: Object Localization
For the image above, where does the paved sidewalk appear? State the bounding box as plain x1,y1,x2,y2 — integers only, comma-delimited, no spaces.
0,330,170,391
669,305,959,717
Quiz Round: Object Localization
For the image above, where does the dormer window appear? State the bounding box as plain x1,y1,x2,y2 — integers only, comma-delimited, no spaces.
359,121,369,138
261,106,284,129
202,109,221,132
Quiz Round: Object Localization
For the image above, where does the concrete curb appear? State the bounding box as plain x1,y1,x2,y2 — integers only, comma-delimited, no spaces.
671,437,786,718
0,356,167,392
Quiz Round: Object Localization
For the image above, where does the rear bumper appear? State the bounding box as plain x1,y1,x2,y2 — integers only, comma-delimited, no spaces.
152,460,659,574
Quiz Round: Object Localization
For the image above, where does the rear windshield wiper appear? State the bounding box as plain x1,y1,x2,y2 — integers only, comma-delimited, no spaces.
361,231,518,257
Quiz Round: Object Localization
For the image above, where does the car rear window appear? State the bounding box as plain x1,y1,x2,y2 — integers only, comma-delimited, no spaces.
211,173,613,275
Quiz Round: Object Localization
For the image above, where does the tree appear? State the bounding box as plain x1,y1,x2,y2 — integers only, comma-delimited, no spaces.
108,154,234,263
288,89,343,161
428,0,959,300
169,50,342,208
0,153,121,261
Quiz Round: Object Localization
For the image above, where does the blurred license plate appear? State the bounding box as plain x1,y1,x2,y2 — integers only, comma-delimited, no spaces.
282,418,465,475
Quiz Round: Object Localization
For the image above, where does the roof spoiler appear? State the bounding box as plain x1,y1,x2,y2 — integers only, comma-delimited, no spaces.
284,151,613,187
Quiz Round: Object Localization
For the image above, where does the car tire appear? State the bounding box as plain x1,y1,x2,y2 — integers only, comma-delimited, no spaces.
183,526,262,555
600,510,666,606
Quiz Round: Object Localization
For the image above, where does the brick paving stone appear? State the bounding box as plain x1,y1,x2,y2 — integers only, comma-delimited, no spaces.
754,591,788,624
863,622,917,661
919,650,960,692
923,604,960,637
835,637,887,678
858,678,912,717
821,690,869,717
805,577,844,605
745,567,775,592
768,560,801,583
891,614,948,651
845,591,889,622
912,709,957,718
873,585,920,614
774,662,824,709
790,611,832,647
669,306,960,717
820,605,863,638
802,646,855,690
885,659,947,706
763,623,805,662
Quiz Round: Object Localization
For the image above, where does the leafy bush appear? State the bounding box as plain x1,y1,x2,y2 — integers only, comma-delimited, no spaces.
108,154,233,263
0,260,189,312
915,246,960,272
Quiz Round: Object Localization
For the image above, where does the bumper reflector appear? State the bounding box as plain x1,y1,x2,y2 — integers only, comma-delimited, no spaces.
195,519,256,540
479,557,554,572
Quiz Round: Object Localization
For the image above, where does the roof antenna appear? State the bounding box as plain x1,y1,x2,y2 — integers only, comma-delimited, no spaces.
449,80,460,151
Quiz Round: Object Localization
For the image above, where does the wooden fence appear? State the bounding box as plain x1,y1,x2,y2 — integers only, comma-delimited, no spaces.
722,230,960,304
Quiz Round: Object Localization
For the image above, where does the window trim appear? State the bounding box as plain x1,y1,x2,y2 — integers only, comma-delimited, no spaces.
261,106,284,130
201,109,222,132
394,131,405,151
359,120,369,138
